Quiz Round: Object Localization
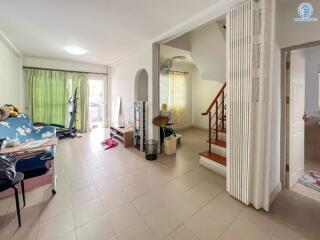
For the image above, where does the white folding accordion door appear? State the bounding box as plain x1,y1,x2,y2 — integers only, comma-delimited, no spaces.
226,0,274,211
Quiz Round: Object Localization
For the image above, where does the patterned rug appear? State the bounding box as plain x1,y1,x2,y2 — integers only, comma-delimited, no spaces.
298,171,320,192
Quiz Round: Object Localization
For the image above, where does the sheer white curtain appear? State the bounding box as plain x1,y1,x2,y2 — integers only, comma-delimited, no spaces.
168,72,187,128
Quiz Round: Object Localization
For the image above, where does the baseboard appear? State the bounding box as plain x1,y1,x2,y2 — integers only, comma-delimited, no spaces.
269,182,282,205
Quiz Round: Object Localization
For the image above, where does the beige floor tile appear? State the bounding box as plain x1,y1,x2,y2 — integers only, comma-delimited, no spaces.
95,180,122,196
7,187,44,213
116,173,144,188
202,192,244,227
123,182,150,201
164,225,199,240
116,220,157,240
0,197,13,216
269,190,294,222
10,226,38,240
133,192,165,216
271,225,308,240
0,204,40,239
37,211,74,240
171,172,204,193
55,231,77,240
241,207,281,236
76,214,115,240
218,216,275,240
152,183,183,202
144,173,172,190
71,186,99,207
184,182,223,208
144,206,182,240
185,210,225,240
1,128,319,240
73,198,106,227
164,194,200,221
281,193,320,240
69,176,95,193
101,189,130,212
109,203,142,234
39,192,73,222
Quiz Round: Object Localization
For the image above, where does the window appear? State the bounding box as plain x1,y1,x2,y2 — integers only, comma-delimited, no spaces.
159,72,187,128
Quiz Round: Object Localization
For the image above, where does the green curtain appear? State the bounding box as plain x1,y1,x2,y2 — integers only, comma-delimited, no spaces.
27,69,68,125
70,73,88,132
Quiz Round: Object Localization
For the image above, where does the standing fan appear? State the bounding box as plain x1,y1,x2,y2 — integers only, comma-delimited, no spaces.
160,59,173,75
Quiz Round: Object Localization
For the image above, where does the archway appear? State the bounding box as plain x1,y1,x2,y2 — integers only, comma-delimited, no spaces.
134,69,148,101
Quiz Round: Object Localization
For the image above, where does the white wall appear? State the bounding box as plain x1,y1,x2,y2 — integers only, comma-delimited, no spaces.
304,47,320,115
277,0,320,49
166,21,226,83
166,33,192,51
110,45,156,138
192,66,223,129
0,34,23,109
190,21,226,82
270,0,320,194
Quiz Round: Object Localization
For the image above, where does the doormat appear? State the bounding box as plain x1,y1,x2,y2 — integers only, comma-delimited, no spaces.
298,171,320,192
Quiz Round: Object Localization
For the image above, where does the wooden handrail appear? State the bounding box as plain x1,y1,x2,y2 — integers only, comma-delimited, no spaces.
202,82,226,116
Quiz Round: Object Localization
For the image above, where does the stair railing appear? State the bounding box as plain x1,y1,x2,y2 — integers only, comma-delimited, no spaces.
202,83,226,153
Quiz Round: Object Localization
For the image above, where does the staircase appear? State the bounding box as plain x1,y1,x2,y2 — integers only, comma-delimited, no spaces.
199,83,227,176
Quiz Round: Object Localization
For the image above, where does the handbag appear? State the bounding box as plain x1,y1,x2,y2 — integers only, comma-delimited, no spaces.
0,156,16,182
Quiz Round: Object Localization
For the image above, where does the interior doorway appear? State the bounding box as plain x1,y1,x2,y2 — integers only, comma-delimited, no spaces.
282,41,320,199
157,15,227,176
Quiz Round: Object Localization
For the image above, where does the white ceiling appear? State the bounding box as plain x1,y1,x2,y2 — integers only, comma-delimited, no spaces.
0,0,221,65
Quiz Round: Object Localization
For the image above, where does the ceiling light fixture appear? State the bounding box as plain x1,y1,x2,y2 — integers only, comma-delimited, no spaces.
64,45,87,55
173,56,186,62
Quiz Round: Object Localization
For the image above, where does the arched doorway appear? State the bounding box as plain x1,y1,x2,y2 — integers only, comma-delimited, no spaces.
134,69,148,101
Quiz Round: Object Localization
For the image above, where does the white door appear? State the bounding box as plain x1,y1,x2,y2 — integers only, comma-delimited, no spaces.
288,50,305,188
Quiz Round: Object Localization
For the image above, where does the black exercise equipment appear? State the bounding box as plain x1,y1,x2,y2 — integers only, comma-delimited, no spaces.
35,88,79,139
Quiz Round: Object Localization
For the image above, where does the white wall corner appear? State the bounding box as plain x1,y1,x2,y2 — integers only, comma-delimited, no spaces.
0,30,21,57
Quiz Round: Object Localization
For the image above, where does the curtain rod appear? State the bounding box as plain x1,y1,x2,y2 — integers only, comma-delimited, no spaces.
23,66,107,76
168,70,189,75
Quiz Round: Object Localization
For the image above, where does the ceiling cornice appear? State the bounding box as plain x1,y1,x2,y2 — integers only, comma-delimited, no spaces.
0,30,22,57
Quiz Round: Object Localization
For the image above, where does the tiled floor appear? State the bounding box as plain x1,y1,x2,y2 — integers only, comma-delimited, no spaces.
0,128,320,240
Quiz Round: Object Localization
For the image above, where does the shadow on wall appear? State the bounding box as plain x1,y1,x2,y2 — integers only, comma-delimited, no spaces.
134,69,148,101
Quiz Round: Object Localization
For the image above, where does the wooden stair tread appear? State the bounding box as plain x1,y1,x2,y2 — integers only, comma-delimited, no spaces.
207,139,226,148
199,151,226,166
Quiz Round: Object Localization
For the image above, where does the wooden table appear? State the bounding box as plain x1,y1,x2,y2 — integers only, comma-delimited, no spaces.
110,126,134,147
0,138,58,194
